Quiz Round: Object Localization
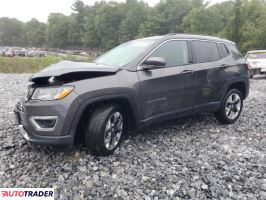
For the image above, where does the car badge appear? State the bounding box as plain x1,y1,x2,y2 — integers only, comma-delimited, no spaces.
48,76,55,84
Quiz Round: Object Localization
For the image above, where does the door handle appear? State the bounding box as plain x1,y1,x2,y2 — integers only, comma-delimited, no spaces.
181,70,194,74
219,64,229,70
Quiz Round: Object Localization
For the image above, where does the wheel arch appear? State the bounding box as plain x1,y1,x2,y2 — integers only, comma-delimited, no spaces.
227,81,247,99
70,94,141,143
222,77,249,100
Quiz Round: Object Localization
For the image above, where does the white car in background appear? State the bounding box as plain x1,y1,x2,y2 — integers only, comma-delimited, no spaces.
246,50,266,78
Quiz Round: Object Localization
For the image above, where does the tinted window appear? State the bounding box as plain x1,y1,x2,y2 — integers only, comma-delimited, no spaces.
227,44,242,60
218,43,229,58
148,40,189,67
191,41,220,63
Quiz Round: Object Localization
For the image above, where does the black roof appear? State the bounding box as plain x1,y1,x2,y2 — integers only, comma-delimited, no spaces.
145,33,235,45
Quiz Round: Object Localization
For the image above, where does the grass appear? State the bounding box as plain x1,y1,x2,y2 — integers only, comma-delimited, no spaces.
0,55,96,73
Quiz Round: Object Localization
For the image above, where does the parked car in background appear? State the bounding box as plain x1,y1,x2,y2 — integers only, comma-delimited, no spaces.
17,49,26,57
5,50,15,57
246,50,266,78
25,50,34,57
34,51,46,57
80,51,88,56
15,34,249,156
0,49,4,56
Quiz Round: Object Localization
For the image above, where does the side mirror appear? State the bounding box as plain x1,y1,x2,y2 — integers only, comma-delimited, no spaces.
142,57,166,70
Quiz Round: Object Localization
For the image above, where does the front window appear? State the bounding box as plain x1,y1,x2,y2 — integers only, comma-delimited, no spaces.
94,39,157,67
147,40,189,67
247,52,266,59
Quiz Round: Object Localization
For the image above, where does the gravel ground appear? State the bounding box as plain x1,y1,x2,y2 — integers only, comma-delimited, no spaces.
0,73,266,200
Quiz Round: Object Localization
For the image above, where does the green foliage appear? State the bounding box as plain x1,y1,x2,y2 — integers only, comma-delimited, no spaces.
119,0,148,43
47,13,71,48
0,56,61,73
62,54,96,62
0,18,26,46
68,0,88,47
139,0,198,36
0,55,96,73
221,0,266,52
24,19,46,47
94,2,124,49
182,7,224,35
0,0,266,53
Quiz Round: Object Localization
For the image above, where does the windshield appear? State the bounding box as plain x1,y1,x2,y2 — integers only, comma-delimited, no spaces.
94,39,157,67
247,52,266,59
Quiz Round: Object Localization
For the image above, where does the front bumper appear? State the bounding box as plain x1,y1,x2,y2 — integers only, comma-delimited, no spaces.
17,124,73,145
14,94,80,146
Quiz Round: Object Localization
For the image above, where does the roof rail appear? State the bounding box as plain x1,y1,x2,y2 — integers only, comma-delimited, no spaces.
163,33,234,44
164,33,178,36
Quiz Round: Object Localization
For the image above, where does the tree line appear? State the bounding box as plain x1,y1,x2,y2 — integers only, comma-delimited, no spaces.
0,0,266,53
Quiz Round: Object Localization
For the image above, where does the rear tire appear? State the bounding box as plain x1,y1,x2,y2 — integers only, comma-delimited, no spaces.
215,89,243,124
85,104,124,156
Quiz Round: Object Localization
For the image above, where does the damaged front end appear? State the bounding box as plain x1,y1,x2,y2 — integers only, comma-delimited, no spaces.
30,71,117,86
32,60,119,82
30,60,120,86
14,60,120,147
26,60,120,99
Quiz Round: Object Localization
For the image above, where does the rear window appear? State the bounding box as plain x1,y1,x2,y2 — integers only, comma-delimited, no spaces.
247,52,266,59
191,41,220,63
227,44,242,60
218,43,229,58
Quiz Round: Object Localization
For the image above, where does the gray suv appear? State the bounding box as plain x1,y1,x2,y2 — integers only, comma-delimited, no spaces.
15,34,249,156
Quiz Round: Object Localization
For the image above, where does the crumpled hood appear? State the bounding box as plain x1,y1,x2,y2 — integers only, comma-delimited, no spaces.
31,60,119,81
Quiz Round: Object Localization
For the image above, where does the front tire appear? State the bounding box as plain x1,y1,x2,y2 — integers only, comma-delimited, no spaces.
215,89,243,124
85,104,124,156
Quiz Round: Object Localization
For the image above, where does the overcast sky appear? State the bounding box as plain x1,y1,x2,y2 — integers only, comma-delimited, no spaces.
0,0,227,23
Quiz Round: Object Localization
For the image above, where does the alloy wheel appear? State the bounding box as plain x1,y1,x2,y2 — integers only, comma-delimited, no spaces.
225,93,242,120
104,112,123,150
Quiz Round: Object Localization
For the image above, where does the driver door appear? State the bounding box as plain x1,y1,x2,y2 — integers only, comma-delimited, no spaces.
137,40,195,124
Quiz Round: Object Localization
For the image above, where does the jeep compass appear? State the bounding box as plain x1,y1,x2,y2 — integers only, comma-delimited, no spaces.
15,34,249,156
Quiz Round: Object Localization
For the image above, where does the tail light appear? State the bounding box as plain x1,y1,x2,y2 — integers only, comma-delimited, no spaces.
245,62,251,69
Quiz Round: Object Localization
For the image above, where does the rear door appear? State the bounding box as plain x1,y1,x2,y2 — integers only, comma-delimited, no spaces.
137,40,195,123
191,40,227,111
